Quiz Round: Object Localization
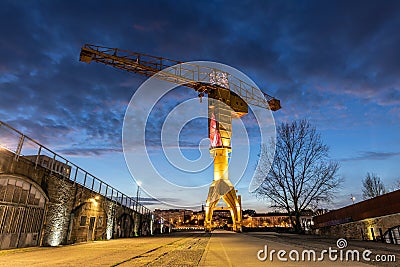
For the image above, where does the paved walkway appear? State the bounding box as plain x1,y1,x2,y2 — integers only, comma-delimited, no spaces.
0,233,205,266
244,231,399,267
199,230,384,266
0,231,398,266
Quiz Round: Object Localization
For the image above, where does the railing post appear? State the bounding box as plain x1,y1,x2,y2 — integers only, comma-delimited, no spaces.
50,154,56,175
64,160,69,179
14,134,25,161
35,146,42,169
91,177,95,191
73,167,78,185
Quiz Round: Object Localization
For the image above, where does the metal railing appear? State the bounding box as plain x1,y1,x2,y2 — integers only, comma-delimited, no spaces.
0,120,152,216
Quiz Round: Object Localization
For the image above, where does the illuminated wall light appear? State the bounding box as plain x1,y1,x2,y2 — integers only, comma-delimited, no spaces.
106,203,115,240
134,212,141,236
89,197,99,207
150,214,154,235
48,203,68,246
364,218,375,240
47,178,73,247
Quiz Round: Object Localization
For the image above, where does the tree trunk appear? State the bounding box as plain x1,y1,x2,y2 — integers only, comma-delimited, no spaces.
294,212,302,233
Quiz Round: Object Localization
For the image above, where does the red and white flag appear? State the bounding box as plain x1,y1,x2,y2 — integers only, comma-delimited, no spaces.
210,113,222,147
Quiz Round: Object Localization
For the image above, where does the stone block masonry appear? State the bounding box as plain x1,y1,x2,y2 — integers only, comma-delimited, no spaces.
0,148,153,249
313,189,400,244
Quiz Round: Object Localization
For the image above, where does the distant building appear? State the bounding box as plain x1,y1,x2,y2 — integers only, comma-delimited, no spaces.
211,208,232,228
153,208,208,230
242,210,314,230
192,210,205,223
242,209,256,217
154,209,194,226
243,212,292,228
300,210,314,231
153,207,315,231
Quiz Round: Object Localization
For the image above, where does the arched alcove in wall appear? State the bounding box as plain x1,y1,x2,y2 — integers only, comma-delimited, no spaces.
0,174,48,249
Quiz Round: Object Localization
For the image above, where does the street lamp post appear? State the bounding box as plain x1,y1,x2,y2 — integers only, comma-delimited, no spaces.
135,181,142,236
136,181,142,211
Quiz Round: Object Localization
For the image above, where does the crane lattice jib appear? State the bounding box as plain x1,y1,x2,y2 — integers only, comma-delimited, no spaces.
79,44,281,111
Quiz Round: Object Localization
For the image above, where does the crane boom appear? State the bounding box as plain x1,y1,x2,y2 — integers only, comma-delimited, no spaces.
79,44,281,111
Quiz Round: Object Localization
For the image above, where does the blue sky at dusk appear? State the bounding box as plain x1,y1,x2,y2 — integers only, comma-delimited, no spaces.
1,0,399,212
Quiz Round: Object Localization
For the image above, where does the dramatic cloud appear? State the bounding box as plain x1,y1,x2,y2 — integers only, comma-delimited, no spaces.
1,1,399,211
1,1,399,156
340,151,400,162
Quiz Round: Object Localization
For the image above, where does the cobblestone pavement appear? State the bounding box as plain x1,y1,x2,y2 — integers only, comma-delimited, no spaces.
117,232,210,266
0,231,398,266
0,232,210,267
245,232,399,267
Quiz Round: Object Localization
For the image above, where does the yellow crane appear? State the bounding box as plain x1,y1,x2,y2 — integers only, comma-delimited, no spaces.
79,44,280,232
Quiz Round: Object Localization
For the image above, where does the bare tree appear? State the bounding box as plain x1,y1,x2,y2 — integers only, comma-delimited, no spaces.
362,173,386,199
256,119,342,233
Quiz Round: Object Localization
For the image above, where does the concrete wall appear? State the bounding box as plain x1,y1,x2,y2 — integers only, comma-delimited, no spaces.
313,189,400,243
0,149,153,249
315,213,400,241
